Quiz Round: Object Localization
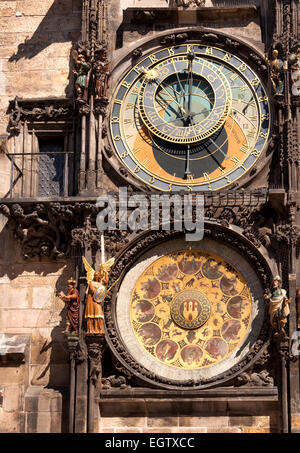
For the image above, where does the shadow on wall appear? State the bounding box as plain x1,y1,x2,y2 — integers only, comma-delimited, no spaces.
8,0,82,97
0,214,76,431
31,266,75,432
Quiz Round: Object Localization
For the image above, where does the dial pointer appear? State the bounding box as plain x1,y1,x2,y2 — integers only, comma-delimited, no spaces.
208,137,229,160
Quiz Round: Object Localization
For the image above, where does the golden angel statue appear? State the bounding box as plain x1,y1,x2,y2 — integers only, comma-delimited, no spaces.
82,256,115,335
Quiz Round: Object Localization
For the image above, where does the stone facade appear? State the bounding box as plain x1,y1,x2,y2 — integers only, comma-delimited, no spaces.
0,0,299,434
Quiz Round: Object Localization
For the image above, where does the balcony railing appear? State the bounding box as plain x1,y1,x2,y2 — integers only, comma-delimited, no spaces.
4,151,74,199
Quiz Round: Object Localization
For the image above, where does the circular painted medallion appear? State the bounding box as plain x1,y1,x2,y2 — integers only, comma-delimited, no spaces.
170,290,211,329
94,285,107,303
129,249,252,369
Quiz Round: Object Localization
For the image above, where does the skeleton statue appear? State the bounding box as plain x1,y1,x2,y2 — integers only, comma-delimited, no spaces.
266,49,286,95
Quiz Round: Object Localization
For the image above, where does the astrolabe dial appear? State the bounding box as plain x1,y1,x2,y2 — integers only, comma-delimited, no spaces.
109,43,271,191
129,250,252,370
138,55,232,144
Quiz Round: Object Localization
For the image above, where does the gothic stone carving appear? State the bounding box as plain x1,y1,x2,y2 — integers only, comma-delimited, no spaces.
176,0,205,6
86,335,106,386
8,203,74,260
234,345,274,387
8,97,74,134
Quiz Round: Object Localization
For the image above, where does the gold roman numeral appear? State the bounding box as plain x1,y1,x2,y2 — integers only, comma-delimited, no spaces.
142,158,151,167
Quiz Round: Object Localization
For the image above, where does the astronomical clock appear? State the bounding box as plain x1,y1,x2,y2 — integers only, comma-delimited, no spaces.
109,43,271,192
103,34,274,390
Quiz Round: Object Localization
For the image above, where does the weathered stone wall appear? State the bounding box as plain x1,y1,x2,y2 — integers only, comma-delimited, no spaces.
0,0,291,434
0,0,82,136
0,215,74,432
97,399,280,433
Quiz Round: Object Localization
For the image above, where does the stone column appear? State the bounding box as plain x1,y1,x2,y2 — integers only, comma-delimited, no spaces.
66,334,80,433
274,335,297,433
86,335,105,433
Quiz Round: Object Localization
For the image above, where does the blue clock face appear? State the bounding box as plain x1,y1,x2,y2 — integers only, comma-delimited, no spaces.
159,74,215,127
110,44,271,191
139,56,232,144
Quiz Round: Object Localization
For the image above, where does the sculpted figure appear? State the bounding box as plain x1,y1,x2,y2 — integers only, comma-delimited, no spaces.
266,49,285,95
58,278,80,334
288,43,300,96
72,51,91,102
94,54,109,100
82,256,115,335
264,275,291,337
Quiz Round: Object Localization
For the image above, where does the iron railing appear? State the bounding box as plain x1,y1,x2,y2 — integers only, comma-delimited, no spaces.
4,151,74,199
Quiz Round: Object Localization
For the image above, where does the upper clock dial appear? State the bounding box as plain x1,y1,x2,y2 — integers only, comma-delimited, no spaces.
138,55,232,144
110,44,271,191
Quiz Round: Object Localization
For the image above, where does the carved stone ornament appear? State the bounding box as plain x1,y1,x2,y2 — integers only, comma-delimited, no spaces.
3,189,288,261
3,202,100,260
176,0,205,7
104,227,272,390
160,33,189,46
234,345,274,387
86,335,106,386
8,97,74,134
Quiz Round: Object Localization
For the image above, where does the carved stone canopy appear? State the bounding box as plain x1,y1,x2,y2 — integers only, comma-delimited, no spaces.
8,97,75,134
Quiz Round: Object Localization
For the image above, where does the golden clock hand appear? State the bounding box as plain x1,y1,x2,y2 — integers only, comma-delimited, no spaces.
187,51,195,119
168,108,211,123
208,137,229,160
155,82,189,116
184,144,192,178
